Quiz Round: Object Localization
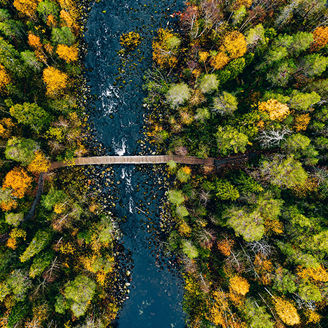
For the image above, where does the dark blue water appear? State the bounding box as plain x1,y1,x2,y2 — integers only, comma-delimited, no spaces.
85,1,185,327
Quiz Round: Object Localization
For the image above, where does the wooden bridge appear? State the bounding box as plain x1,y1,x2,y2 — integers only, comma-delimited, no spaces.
50,155,223,170
50,154,251,170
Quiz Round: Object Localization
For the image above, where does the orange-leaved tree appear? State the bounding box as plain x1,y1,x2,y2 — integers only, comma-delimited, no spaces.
2,167,33,199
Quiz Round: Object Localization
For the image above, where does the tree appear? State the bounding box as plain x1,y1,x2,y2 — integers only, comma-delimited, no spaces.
212,92,238,115
21,51,42,72
260,155,308,189
20,230,51,262
210,51,230,70
166,83,191,108
302,54,328,78
27,151,50,173
41,188,66,210
222,31,247,59
29,251,53,278
0,64,10,93
245,24,266,49
5,212,24,227
51,26,75,45
181,240,198,259
0,19,24,41
5,137,38,165
62,275,96,317
229,276,249,295
168,190,184,206
258,99,290,121
274,298,300,326
216,125,249,156
37,0,59,21
43,66,68,97
266,60,295,86
13,0,40,17
283,133,311,153
243,299,274,328
6,270,31,301
56,44,78,62
298,283,322,302
199,74,219,94
152,28,180,68
289,91,320,111
215,179,239,201
2,167,33,198
10,102,50,132
225,208,265,242
312,26,328,50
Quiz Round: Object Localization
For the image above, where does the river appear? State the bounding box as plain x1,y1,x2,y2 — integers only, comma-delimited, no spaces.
84,0,185,327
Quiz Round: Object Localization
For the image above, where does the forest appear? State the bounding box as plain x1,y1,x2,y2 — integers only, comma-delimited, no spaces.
144,0,328,327
1,0,328,327
0,0,122,327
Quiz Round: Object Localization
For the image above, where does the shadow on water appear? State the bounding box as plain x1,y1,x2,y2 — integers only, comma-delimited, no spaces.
84,0,186,327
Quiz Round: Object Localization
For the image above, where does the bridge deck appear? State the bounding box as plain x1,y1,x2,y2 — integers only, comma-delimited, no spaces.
50,155,215,170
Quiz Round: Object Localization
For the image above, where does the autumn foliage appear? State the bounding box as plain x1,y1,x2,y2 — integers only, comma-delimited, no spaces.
43,66,68,96
2,167,33,199
312,26,328,50
27,151,50,173
56,44,78,62
258,99,290,121
13,0,40,17
0,64,10,93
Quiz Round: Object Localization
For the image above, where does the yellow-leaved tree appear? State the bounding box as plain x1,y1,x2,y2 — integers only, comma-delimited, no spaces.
43,66,68,97
13,0,41,17
27,151,50,173
258,99,290,121
222,31,247,59
229,276,250,295
274,298,300,326
56,44,78,62
312,26,328,50
0,64,10,93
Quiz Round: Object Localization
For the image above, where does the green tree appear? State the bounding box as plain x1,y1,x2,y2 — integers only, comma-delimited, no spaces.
225,208,265,242
6,270,31,301
215,179,239,201
51,26,75,46
5,212,24,227
284,133,311,153
20,50,42,72
212,91,238,115
302,54,328,78
20,230,51,262
273,269,297,294
181,240,198,259
29,251,53,278
298,283,322,302
5,137,38,165
260,155,308,189
10,102,50,132
216,125,249,156
0,19,24,40
289,91,321,111
199,74,219,94
41,188,66,210
166,83,191,108
243,299,274,328
37,0,59,21
63,275,96,317
168,190,184,206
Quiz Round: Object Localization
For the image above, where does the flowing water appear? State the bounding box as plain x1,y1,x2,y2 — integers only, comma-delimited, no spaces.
85,0,185,327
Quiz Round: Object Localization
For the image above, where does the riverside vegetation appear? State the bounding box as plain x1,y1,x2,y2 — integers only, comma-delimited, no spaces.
0,0,123,327
144,0,328,327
